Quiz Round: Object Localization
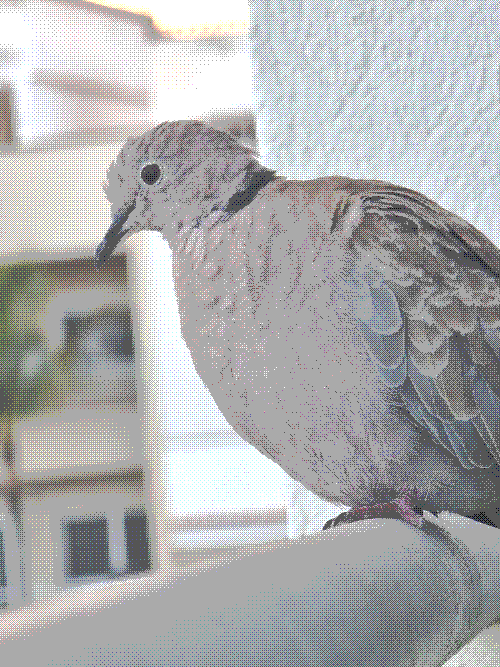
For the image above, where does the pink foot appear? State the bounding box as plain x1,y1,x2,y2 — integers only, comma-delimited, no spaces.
323,495,424,530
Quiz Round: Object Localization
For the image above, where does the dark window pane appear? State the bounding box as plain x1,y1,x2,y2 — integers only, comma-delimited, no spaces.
64,518,111,577
125,509,151,573
0,529,6,587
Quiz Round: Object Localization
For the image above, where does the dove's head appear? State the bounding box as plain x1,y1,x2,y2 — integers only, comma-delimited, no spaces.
96,120,274,267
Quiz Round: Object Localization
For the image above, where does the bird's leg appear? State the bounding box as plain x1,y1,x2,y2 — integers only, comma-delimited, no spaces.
323,494,424,530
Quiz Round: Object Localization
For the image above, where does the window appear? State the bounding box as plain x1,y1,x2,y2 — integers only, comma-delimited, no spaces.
60,307,136,404
61,507,151,583
0,83,14,146
124,507,151,574
63,516,110,578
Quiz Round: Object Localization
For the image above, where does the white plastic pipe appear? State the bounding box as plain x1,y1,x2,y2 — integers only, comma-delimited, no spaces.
0,513,499,666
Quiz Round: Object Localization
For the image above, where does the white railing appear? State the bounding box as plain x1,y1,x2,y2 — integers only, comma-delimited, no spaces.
1,513,499,666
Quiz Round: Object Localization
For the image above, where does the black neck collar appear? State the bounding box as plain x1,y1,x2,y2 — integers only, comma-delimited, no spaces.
224,167,278,216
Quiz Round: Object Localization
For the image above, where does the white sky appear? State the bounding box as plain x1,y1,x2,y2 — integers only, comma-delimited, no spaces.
152,49,254,122
99,0,249,37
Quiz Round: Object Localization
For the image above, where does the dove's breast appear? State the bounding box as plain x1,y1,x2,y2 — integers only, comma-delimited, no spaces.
168,181,465,508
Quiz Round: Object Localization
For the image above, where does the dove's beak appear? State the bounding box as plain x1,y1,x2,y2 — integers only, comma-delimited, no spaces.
95,201,136,269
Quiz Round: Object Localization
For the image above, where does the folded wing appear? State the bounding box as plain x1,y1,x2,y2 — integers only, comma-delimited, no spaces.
343,186,500,470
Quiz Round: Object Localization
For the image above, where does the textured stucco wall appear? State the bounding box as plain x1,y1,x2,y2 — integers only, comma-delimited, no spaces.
249,0,500,242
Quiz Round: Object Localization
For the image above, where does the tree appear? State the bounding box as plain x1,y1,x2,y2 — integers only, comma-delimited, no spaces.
0,261,61,602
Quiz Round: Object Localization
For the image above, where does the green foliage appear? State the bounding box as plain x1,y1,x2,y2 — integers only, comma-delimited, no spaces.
0,262,55,421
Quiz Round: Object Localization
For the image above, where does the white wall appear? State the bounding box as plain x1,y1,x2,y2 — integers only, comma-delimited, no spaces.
0,143,123,260
250,0,500,237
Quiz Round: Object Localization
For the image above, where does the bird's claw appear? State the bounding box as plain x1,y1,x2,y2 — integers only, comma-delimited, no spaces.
323,495,424,530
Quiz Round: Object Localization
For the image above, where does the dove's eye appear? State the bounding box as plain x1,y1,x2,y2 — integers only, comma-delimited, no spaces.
141,163,162,185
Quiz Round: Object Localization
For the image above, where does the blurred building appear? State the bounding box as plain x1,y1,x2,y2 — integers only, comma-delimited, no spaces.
0,0,286,610
0,0,160,149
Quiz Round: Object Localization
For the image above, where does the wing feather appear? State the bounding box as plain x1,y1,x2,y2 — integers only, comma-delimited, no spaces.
343,184,500,468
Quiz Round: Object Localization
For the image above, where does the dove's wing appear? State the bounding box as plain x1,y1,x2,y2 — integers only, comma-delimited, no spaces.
343,184,500,470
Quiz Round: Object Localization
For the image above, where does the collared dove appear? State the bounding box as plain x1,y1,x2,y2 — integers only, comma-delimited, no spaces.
96,120,500,530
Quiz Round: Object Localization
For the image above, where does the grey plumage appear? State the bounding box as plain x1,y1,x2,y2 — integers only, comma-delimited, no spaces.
97,120,500,529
